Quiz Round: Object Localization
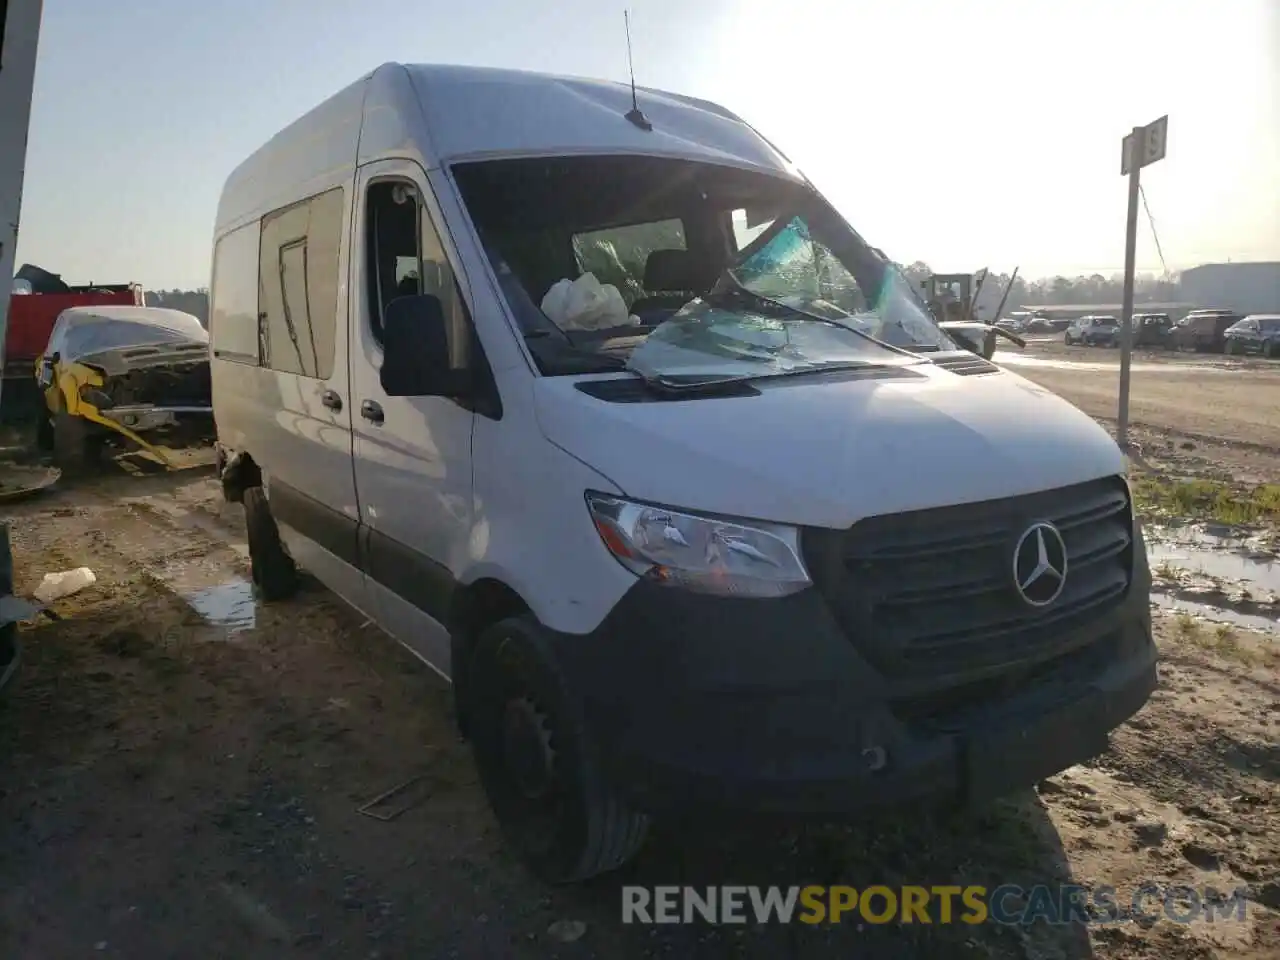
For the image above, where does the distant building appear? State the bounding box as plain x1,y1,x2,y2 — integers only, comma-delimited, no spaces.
1178,262,1280,315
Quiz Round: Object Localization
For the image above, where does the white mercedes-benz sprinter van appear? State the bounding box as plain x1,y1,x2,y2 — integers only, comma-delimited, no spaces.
209,63,1155,883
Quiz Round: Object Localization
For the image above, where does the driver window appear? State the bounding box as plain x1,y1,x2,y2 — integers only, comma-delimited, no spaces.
365,181,422,342
364,178,472,367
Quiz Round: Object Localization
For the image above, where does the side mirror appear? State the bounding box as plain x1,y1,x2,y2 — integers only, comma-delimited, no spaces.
379,294,471,398
36,356,55,388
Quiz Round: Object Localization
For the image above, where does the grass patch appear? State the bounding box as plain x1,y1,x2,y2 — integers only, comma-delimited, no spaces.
1131,477,1280,526
1161,614,1275,667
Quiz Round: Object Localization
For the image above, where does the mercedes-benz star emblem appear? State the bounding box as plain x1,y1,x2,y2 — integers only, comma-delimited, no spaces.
1012,521,1068,607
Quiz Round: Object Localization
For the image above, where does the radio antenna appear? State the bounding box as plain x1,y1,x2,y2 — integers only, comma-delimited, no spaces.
623,10,652,131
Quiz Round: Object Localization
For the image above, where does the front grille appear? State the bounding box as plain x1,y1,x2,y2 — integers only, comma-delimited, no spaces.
802,477,1133,682
107,361,211,406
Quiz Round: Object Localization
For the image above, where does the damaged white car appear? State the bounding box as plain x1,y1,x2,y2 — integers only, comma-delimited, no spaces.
34,306,213,470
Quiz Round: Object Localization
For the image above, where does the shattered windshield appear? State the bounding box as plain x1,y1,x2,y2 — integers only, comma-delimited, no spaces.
453,156,958,386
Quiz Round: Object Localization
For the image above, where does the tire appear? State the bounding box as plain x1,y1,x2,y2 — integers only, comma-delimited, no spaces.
1064,334,1074,346
243,486,298,601
468,616,649,883
1265,341,1277,359
35,413,54,453
1225,339,1236,355
52,412,102,475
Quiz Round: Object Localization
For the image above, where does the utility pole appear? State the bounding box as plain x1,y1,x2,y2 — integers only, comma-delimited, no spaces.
1,0,46,684
1116,114,1168,451
0,0,45,421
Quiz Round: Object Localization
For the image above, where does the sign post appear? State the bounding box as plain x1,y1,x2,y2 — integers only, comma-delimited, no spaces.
1116,114,1168,451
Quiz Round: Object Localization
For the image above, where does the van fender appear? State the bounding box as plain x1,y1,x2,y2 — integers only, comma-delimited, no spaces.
218,448,261,503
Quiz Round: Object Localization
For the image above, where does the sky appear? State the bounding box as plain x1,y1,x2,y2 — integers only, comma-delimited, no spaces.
13,0,1280,290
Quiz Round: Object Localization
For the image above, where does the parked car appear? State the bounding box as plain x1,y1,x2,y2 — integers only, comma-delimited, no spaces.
34,306,213,471
1170,310,1241,353
1064,315,1119,346
210,62,1156,883
3,264,142,424
1133,313,1174,348
1224,314,1280,357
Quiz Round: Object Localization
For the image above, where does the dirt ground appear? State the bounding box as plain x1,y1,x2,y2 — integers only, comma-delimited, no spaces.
999,340,1280,483
1,348,1278,959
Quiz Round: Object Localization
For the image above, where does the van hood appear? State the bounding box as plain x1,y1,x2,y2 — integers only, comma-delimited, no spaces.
534,363,1125,529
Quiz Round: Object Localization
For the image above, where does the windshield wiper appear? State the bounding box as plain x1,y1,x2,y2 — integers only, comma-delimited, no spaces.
524,331,628,374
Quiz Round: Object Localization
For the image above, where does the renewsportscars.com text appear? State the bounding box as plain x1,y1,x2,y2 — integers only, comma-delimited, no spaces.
621,884,1251,926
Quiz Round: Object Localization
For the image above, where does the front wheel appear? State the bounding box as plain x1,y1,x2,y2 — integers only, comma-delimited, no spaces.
243,486,298,601
35,413,54,453
52,413,103,475
468,616,650,883
1225,339,1236,355
1265,340,1277,359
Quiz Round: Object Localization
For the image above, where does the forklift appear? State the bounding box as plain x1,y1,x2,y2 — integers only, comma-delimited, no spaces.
920,269,1026,359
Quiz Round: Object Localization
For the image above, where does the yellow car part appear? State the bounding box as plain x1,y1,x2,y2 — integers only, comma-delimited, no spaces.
37,355,175,467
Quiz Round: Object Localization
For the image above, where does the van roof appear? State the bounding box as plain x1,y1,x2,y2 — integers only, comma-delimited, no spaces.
217,63,801,232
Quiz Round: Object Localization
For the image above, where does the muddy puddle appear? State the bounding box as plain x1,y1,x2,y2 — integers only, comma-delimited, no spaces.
146,557,256,634
1151,594,1279,633
1145,523,1279,635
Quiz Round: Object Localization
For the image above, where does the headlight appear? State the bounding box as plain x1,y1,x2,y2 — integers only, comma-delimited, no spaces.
586,492,812,598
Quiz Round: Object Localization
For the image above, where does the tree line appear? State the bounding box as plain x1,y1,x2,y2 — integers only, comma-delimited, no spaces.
145,288,211,324
898,263,1182,307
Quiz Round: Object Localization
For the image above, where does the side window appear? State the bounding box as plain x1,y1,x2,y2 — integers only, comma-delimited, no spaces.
257,186,344,378
210,223,262,364
570,218,686,307
365,179,472,367
729,207,775,252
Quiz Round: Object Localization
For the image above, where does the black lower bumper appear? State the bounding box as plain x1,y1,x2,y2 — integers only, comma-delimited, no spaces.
550,574,1156,817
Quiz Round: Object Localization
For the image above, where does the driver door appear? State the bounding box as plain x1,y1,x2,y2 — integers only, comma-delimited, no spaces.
348,159,475,678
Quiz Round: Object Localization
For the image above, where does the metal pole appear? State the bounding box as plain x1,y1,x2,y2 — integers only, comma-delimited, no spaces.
1116,127,1143,451
0,0,46,423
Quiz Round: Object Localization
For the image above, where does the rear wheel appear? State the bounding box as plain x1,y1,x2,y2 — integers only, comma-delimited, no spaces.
1265,340,1277,359
468,616,649,883
243,486,298,601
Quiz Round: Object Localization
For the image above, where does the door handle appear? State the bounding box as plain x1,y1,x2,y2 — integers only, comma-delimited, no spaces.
360,399,384,424
320,389,343,412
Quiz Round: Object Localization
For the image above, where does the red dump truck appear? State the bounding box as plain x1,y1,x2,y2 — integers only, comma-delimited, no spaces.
3,264,143,421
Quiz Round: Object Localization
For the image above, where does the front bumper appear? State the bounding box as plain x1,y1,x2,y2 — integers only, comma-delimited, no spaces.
549,565,1156,816
101,404,213,433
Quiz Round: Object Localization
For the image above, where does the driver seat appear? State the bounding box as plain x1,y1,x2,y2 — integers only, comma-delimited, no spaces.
630,249,704,322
